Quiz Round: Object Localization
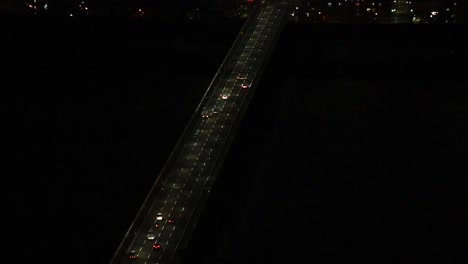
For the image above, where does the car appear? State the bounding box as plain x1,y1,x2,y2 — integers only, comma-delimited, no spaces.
212,108,220,114
147,230,155,240
237,74,247,80
152,243,161,250
156,213,163,221
128,250,137,259
241,83,249,89
221,94,228,100
201,111,210,118
167,218,176,224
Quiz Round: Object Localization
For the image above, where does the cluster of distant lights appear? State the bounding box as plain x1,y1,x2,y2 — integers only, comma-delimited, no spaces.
26,0,48,12
290,1,386,18
24,0,459,22
289,0,459,22
26,0,91,16
69,1,90,16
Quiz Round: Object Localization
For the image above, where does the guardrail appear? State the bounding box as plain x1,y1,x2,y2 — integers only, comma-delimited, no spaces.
172,2,291,262
209,0,291,189
223,0,290,158
108,4,262,264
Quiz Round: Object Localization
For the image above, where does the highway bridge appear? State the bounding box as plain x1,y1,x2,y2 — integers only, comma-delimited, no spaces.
109,1,290,264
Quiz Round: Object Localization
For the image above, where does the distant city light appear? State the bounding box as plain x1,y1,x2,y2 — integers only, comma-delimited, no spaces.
10,0,465,24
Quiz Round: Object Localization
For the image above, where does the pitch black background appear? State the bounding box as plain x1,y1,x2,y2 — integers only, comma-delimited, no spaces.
184,23,468,264
4,15,467,264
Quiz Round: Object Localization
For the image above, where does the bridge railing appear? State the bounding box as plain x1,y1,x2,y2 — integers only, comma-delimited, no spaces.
173,2,291,262
207,0,291,196
218,0,291,169
167,3,265,262
217,3,261,75
108,4,262,264
251,0,290,89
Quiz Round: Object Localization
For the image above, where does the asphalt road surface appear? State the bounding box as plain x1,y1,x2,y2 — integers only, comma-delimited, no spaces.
118,1,289,264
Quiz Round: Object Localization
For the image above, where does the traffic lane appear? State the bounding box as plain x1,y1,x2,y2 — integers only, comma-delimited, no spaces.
220,81,250,95
181,141,213,164
170,171,207,194
238,56,262,68
121,7,287,264
127,159,214,260
185,144,218,163
237,52,261,63
124,53,246,263
124,199,178,263
138,187,210,262
217,96,243,114
197,109,234,137
256,16,282,27
183,141,214,163
125,225,165,263
137,0,282,256
199,129,227,151
148,219,180,258
212,92,245,114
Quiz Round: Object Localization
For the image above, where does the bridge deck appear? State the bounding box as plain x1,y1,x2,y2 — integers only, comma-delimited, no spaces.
110,1,290,264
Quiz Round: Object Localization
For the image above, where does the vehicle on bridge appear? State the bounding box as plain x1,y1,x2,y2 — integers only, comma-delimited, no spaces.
237,74,247,80
241,83,249,89
128,250,137,259
147,229,156,240
201,110,210,118
152,243,161,250
156,212,163,221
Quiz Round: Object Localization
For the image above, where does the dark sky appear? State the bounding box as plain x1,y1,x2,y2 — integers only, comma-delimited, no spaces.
5,14,467,264
181,23,467,264
4,15,241,264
